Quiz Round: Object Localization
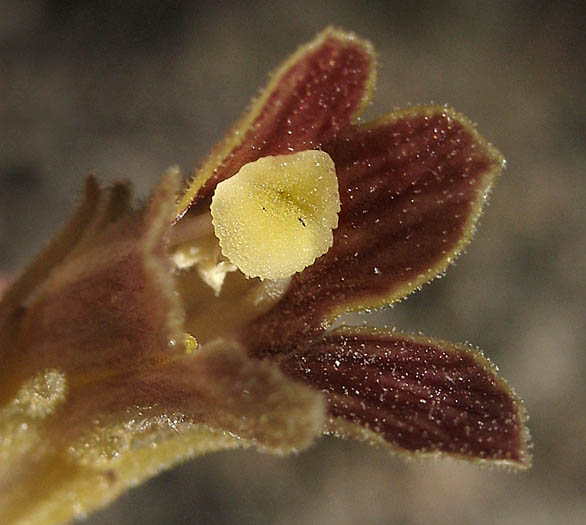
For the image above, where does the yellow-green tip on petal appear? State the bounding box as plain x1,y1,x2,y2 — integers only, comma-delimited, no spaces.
210,151,340,280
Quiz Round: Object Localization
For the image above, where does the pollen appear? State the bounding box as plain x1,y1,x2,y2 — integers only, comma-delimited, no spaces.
210,151,340,280
183,333,198,354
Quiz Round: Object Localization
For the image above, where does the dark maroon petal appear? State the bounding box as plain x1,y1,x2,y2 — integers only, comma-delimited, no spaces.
243,106,504,355
175,28,375,219
277,328,531,467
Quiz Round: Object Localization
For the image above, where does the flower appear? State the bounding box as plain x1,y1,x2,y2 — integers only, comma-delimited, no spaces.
0,28,530,524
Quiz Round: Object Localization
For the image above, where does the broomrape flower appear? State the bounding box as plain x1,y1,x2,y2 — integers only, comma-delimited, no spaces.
0,28,530,524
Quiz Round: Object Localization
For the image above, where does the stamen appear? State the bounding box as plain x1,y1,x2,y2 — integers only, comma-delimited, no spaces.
170,211,237,295
197,259,237,296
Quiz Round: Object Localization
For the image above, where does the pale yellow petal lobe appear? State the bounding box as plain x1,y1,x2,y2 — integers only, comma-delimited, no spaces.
210,151,340,280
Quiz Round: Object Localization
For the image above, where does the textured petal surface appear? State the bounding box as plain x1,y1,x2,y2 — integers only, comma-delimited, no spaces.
277,328,531,468
211,151,340,279
175,27,375,219
244,106,504,354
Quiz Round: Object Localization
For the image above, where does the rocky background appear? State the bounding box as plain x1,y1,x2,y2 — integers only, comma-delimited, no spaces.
1,1,584,524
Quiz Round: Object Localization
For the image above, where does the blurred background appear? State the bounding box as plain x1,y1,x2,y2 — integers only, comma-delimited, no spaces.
1,1,584,523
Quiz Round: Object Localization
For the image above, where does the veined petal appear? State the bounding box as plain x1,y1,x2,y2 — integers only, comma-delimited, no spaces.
175,27,376,219
277,327,531,469
1,172,183,398
244,106,504,354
